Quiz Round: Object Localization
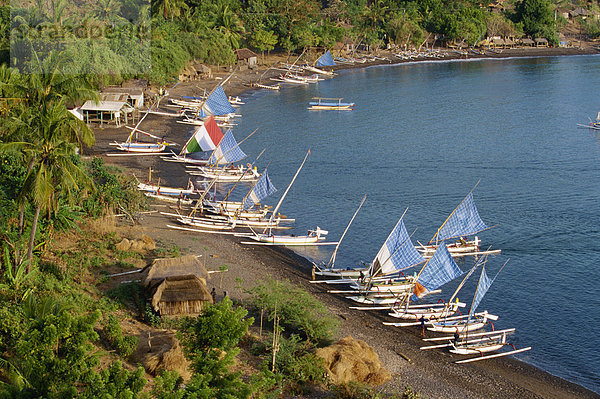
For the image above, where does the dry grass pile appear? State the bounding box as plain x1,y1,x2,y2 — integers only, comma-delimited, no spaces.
136,331,192,381
316,336,391,386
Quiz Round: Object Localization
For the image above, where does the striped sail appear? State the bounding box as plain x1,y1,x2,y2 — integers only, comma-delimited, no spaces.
208,130,247,165
316,51,336,67
413,243,463,300
184,116,223,153
243,172,277,210
202,86,236,116
435,193,487,241
468,265,492,319
373,218,425,276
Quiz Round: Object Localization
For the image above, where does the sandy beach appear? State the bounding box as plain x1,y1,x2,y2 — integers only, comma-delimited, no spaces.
88,45,600,398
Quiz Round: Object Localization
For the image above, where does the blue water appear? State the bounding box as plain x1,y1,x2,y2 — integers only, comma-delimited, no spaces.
232,55,600,393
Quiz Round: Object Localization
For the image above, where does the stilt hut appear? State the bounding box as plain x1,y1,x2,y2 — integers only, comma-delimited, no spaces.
144,255,212,317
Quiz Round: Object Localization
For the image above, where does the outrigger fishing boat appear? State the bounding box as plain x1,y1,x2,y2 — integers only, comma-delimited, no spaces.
239,151,334,246
422,328,532,364
385,243,465,320
187,129,260,182
302,50,336,76
325,213,428,303
426,257,509,334
577,111,600,130
416,185,500,258
109,117,172,154
308,98,355,111
136,169,198,197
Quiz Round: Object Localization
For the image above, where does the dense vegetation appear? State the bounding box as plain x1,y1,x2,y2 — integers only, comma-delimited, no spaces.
0,0,598,84
0,0,597,396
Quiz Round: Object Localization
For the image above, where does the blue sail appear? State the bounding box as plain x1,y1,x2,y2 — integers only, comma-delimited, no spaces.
374,218,425,275
413,243,463,300
208,130,247,165
316,51,336,67
435,193,488,241
203,86,236,116
243,172,277,210
468,265,493,318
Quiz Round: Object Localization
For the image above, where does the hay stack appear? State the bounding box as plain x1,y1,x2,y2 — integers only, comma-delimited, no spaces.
316,336,391,386
142,332,192,381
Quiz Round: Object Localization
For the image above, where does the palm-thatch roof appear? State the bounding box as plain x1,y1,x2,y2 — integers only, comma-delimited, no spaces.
151,275,213,316
144,255,209,287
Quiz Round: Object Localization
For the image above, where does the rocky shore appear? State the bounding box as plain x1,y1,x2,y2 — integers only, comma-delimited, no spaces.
90,45,600,398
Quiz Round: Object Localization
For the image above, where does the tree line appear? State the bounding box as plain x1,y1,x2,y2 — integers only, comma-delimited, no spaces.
0,0,591,85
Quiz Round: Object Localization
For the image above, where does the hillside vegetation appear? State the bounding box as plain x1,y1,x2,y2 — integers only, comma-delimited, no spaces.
1,0,599,84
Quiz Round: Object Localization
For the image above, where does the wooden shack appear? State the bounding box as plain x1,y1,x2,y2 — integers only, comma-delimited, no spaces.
144,255,212,317
151,276,212,316
234,48,258,69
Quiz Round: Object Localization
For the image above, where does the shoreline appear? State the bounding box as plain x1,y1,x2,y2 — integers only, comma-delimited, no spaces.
91,46,600,397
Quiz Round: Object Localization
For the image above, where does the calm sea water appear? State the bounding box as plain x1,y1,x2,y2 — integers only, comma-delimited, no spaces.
231,54,600,393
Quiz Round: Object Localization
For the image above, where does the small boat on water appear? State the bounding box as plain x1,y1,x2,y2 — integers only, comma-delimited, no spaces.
308,97,355,111
417,185,500,258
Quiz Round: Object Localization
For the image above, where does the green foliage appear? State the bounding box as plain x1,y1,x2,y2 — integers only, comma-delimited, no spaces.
107,282,147,315
178,297,254,398
83,157,146,217
102,314,138,358
514,0,557,41
81,361,146,399
151,370,185,399
272,334,325,390
182,296,253,352
247,279,338,346
0,295,101,398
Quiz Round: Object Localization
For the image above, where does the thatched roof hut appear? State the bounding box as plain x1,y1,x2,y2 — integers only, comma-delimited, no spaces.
144,255,212,317
144,255,209,287
151,275,213,316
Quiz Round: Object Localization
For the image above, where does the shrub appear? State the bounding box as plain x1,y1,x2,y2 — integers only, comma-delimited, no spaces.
102,314,138,358
247,279,338,346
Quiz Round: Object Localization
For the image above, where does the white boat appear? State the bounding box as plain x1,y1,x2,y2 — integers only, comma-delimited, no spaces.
428,258,509,334
253,83,280,91
137,181,197,196
388,243,464,320
190,165,260,182
242,227,328,245
144,192,194,205
242,151,331,246
113,142,166,153
426,311,497,333
418,186,499,258
308,97,355,111
388,300,463,320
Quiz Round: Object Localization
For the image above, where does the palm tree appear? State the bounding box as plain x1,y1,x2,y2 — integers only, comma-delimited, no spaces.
3,100,92,261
